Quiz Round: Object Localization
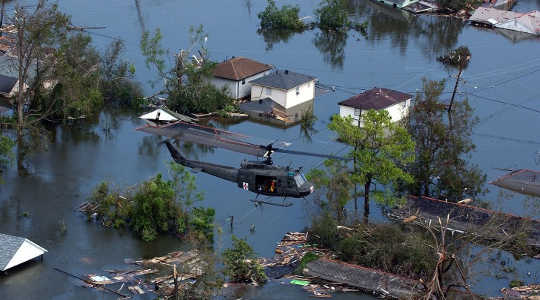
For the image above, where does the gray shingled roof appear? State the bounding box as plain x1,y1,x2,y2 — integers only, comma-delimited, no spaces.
250,70,316,90
0,233,25,271
0,74,17,95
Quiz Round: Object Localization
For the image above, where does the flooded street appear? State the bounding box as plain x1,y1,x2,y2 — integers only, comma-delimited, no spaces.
1,0,539,299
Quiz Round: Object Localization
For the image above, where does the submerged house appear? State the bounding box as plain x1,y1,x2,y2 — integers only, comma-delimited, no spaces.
211,57,273,99
377,0,419,9
338,87,412,126
139,107,197,126
242,70,316,125
250,70,316,109
0,233,47,272
470,7,539,36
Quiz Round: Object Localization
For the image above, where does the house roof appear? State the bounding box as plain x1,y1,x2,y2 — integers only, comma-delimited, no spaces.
338,87,412,110
250,70,316,90
496,10,540,35
139,107,196,123
0,74,17,95
0,234,25,271
213,57,272,81
469,7,521,25
238,97,286,114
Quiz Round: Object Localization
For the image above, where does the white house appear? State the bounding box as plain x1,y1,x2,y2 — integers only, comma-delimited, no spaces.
0,233,47,272
338,87,412,126
250,70,316,109
211,57,273,99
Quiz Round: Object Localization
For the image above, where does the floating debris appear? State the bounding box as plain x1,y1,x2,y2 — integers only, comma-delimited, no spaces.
58,250,205,299
500,284,540,299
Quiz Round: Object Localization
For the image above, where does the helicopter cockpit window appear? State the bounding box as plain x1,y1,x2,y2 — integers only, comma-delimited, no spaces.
294,173,307,187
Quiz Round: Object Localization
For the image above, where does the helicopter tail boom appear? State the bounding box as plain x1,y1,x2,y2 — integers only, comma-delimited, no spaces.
163,140,187,164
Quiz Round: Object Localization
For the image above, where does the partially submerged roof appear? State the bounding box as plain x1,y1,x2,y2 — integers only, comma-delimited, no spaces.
239,97,286,114
139,108,196,123
496,10,540,35
491,169,540,196
0,233,47,271
338,87,412,110
250,70,316,90
213,57,272,81
0,74,17,95
469,7,522,25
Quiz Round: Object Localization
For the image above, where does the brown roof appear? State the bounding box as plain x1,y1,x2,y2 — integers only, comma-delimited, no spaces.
338,87,412,110
213,57,272,81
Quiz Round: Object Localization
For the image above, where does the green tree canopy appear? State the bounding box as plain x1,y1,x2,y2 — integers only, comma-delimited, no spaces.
258,0,306,31
222,236,267,284
315,0,351,32
328,111,415,221
406,79,486,201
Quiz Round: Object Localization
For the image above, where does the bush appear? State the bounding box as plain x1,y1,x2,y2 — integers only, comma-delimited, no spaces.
223,236,267,284
315,0,351,31
294,252,320,275
87,165,212,243
258,0,306,31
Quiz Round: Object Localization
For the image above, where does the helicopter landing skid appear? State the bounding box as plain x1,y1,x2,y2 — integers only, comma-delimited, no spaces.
249,198,293,207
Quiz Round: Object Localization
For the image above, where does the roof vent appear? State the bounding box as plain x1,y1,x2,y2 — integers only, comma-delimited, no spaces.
284,70,289,74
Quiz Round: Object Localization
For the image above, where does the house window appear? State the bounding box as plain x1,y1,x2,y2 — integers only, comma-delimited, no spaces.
296,86,300,95
242,79,246,85
354,108,361,116
266,88,271,96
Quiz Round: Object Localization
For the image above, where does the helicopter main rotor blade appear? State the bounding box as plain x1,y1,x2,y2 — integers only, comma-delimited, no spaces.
271,148,350,161
138,123,267,157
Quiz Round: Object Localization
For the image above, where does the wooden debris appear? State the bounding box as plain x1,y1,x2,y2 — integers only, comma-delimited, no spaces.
500,284,540,299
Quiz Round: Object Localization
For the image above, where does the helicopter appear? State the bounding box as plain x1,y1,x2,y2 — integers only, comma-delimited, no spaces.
137,121,349,206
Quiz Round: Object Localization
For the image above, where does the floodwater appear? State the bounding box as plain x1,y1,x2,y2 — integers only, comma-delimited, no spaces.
1,0,540,299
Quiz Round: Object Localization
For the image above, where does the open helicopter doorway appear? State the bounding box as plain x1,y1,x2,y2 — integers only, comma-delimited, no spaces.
255,175,278,194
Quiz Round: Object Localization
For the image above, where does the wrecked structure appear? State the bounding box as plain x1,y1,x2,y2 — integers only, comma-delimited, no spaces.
386,196,540,257
56,250,205,298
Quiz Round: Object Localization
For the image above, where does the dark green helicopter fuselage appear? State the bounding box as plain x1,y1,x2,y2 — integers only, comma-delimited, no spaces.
164,141,313,198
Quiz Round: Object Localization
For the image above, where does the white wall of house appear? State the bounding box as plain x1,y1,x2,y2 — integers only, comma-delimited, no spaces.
284,80,315,109
251,79,315,109
211,77,239,99
251,84,287,106
339,98,411,126
211,70,273,100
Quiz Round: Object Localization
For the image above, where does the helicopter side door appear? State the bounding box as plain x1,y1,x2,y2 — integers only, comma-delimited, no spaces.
254,175,279,195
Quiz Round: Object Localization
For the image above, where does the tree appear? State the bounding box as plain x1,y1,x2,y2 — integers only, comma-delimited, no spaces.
140,26,233,114
315,0,351,32
328,111,415,222
258,0,306,31
222,236,267,284
0,133,14,181
406,79,486,201
307,159,353,223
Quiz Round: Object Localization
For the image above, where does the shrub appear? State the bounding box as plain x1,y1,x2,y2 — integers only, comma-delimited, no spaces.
223,236,267,284
258,0,306,31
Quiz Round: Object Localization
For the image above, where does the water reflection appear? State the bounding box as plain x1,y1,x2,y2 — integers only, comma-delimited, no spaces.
313,30,348,70
259,29,301,51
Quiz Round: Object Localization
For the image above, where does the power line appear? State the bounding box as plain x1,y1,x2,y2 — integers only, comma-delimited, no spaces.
467,92,540,115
